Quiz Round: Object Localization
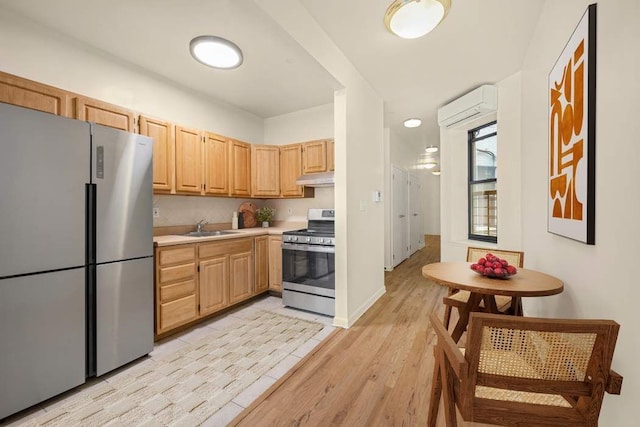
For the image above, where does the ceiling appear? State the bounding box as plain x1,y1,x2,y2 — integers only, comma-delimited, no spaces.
0,0,545,149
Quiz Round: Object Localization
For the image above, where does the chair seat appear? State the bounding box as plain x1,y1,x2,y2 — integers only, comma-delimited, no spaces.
475,386,572,408
444,290,511,310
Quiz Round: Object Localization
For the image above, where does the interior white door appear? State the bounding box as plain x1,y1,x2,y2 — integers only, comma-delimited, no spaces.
392,166,409,267
408,173,424,254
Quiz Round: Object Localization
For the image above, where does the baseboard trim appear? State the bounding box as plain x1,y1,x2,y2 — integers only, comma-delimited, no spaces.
336,286,386,328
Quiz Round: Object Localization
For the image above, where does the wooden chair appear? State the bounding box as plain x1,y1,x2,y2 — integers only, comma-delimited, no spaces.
428,312,623,427
442,247,525,329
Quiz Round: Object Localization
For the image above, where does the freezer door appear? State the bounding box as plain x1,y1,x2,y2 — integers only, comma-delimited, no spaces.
91,124,153,263
0,269,86,419
0,103,89,278
96,257,154,376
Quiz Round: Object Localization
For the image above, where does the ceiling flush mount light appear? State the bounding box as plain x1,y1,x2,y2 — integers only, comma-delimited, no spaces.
432,169,441,175
404,118,422,128
384,0,451,39
425,145,439,153
189,35,243,69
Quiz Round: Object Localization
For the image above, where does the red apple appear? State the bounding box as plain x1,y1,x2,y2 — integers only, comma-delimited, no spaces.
507,265,517,275
484,267,494,276
477,258,486,266
470,263,478,271
500,259,508,267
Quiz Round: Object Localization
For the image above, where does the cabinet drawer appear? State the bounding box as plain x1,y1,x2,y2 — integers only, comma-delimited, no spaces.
199,238,252,259
159,279,196,303
159,263,195,284
159,294,197,332
159,245,195,266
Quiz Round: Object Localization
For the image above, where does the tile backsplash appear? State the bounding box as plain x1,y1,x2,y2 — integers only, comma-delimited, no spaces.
153,187,334,227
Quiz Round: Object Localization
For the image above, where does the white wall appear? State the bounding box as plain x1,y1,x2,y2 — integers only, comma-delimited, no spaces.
255,0,386,328
0,10,263,143
264,103,334,144
263,103,335,222
384,129,440,269
439,76,520,261
519,1,639,423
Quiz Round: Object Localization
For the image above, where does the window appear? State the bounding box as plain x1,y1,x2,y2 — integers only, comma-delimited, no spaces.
468,121,497,242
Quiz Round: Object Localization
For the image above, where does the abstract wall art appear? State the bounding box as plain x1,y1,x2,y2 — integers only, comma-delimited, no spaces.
548,3,597,244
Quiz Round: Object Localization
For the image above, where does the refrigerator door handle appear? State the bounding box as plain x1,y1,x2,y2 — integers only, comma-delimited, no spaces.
86,183,97,377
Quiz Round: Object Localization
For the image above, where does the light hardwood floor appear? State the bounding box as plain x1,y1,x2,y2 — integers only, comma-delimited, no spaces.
231,236,492,426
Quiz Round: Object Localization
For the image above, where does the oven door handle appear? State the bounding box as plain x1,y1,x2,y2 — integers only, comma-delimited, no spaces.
281,242,335,253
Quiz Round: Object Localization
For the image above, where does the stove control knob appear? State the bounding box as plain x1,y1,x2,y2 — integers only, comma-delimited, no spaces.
319,238,324,244
306,237,311,243
293,236,298,242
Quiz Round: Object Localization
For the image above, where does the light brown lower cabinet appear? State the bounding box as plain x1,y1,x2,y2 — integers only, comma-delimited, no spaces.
155,245,198,335
255,236,269,293
268,236,283,292
155,237,265,337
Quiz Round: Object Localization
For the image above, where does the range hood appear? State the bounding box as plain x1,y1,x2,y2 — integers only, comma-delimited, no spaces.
295,171,335,187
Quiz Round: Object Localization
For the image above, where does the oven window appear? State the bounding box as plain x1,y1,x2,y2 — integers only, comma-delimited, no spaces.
282,248,335,290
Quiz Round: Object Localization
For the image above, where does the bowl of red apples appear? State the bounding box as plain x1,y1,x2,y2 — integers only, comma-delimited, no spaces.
470,253,518,279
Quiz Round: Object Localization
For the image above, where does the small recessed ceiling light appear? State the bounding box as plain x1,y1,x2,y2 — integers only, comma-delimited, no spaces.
384,0,451,39
432,170,441,176
404,118,422,128
425,145,439,153
190,35,243,70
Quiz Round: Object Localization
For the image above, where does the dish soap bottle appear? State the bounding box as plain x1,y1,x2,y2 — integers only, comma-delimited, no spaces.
232,211,238,230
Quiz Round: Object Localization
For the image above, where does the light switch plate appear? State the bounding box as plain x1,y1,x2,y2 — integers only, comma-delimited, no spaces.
153,207,160,218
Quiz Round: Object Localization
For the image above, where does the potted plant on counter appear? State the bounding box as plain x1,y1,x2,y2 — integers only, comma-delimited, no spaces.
256,206,275,228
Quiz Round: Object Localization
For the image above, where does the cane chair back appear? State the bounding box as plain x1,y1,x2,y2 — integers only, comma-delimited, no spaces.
428,312,622,426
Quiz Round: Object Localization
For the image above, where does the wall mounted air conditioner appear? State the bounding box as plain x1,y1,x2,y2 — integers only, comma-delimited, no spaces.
437,85,498,129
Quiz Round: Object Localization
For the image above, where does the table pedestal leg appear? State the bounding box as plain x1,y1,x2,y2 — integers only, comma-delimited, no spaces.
451,292,482,342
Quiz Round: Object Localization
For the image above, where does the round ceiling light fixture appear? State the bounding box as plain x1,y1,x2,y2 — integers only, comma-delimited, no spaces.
384,0,451,39
425,145,439,153
404,118,422,128
432,169,441,176
189,35,243,69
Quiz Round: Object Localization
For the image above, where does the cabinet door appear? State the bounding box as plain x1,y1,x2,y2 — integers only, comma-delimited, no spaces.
229,251,253,303
327,139,335,172
199,256,228,316
0,71,72,117
268,236,283,292
140,116,174,193
251,145,280,197
175,125,203,194
229,139,251,197
280,143,303,197
302,140,327,174
254,236,269,293
204,132,229,195
74,96,136,132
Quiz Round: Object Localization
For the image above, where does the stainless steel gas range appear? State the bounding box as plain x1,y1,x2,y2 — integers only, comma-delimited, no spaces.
282,209,335,316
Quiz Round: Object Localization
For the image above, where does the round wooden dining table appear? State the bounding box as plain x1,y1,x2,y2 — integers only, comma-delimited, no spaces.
422,261,563,342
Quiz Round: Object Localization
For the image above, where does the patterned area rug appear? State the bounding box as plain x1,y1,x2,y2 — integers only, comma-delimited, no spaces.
25,310,323,426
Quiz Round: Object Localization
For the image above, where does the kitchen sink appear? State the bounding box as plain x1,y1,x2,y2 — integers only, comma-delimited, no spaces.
181,230,239,237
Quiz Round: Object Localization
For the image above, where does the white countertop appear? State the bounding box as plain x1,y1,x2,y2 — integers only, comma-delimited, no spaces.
153,223,305,247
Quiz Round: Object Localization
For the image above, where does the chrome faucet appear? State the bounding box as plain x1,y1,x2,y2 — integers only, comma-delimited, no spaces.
196,219,208,233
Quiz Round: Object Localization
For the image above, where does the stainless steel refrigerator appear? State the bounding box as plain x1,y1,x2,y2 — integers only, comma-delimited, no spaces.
0,102,154,419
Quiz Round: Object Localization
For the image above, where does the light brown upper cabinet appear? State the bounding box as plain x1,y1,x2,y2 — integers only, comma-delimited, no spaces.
327,139,335,172
175,125,203,195
229,139,251,197
251,145,280,197
74,96,136,132
140,116,174,193
204,132,229,196
0,71,72,117
302,139,327,174
280,143,304,197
